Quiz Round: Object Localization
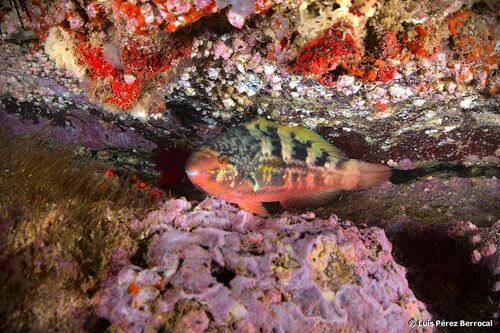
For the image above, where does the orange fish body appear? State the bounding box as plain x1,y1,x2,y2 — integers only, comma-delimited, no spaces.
185,118,391,215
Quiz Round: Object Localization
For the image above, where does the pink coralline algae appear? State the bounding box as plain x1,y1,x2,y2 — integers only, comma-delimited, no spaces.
398,158,413,170
447,219,499,266
97,198,431,333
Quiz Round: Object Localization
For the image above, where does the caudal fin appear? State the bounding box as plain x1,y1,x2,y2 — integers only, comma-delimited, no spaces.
339,160,392,190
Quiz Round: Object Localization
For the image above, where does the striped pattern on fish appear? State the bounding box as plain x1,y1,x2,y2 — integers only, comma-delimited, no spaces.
185,118,391,215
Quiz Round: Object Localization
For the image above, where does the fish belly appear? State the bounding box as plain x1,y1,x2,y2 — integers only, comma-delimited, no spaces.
245,166,339,202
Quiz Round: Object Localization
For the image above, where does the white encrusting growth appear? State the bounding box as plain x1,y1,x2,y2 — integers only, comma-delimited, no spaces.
44,27,86,79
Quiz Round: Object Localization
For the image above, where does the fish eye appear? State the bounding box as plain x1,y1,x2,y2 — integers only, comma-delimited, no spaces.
218,153,230,165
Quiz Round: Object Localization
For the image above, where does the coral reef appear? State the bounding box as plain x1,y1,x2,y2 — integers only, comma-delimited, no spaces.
96,197,432,333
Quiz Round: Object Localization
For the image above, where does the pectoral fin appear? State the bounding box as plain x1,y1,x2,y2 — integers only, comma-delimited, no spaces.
280,189,342,210
237,201,270,215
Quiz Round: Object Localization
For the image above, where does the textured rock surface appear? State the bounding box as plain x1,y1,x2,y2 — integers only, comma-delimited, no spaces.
1,0,498,166
96,198,432,333
319,177,500,324
319,176,500,227
385,219,499,326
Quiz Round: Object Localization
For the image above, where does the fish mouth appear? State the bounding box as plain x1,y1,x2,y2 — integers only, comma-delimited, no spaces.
185,170,198,177
185,147,217,178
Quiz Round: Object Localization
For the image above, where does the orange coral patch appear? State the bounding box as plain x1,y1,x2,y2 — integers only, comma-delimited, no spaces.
363,70,377,81
374,103,388,110
293,25,361,77
414,25,428,37
128,282,140,295
448,10,475,35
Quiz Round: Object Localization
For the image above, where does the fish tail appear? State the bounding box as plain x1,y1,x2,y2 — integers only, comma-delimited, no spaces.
338,159,392,190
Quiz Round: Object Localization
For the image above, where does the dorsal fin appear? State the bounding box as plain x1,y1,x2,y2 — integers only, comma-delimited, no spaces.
284,126,346,161
245,118,347,162
246,117,275,130
279,189,342,210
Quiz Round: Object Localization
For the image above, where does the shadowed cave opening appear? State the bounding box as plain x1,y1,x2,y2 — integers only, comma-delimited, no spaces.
211,261,236,288
384,223,498,331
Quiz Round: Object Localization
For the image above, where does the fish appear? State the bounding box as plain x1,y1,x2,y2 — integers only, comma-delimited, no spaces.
185,117,391,215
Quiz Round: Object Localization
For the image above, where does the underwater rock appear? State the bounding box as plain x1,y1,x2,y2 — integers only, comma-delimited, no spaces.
96,197,432,333
318,175,499,324
321,176,499,227
385,219,499,326
0,1,498,166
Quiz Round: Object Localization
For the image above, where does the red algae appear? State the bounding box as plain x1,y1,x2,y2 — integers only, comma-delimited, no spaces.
293,22,402,85
293,25,362,77
110,0,223,35
154,144,192,187
448,10,476,36
107,78,142,110
289,2,496,88
85,1,107,27
447,8,496,85
374,102,388,110
74,34,192,111
376,66,396,82
377,31,401,59
11,0,494,115
128,282,141,295
255,0,274,14
104,169,116,178
76,44,118,80
402,25,433,58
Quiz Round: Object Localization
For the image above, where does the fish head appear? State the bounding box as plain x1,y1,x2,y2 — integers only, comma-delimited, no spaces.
185,145,245,196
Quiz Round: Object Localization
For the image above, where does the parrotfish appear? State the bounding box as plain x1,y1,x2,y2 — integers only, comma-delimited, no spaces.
185,118,391,215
